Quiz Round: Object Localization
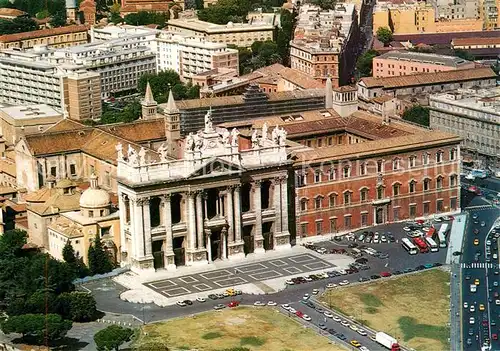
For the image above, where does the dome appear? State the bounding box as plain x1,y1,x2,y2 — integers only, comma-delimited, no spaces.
79,174,110,209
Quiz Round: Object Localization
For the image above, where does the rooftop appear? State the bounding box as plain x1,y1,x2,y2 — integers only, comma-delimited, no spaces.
0,104,61,120
0,25,88,43
167,18,275,33
0,8,27,17
376,50,472,67
359,67,496,89
452,37,500,46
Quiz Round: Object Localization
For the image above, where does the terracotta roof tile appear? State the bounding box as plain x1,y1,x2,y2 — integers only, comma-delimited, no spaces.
43,119,87,133
360,67,496,89
0,24,88,43
0,8,27,17
98,119,165,143
452,37,500,46
394,30,500,46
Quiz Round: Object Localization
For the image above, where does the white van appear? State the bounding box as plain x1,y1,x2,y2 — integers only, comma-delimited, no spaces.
470,284,477,293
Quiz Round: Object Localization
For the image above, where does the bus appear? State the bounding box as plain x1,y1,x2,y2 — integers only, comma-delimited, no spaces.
426,227,436,238
424,237,439,252
438,223,448,248
413,237,429,253
401,238,418,255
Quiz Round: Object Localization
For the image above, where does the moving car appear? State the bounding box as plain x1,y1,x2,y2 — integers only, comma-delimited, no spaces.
267,301,277,306
196,297,206,303
351,340,361,347
253,301,266,306
475,279,480,285
228,301,240,308
214,304,226,310
470,317,475,324
474,239,480,246
302,314,312,321
480,304,485,311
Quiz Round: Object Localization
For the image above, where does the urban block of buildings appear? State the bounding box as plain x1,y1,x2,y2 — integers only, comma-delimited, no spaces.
429,85,500,165
373,0,483,34
119,0,183,15
372,50,475,78
0,25,89,50
166,17,275,48
290,3,360,87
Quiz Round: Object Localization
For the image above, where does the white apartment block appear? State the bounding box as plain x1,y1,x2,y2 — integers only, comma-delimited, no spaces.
92,25,238,81
429,86,500,162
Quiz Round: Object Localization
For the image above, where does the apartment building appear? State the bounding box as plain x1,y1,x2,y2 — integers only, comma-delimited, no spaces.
120,0,181,15
373,1,482,34
0,25,89,50
0,49,102,121
372,51,475,78
429,86,500,165
166,18,275,48
427,0,479,20
290,3,359,86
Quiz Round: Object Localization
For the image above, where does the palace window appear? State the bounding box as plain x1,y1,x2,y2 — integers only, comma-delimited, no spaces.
393,183,401,196
343,165,351,178
377,186,384,200
436,176,443,189
450,174,458,187
315,196,322,209
300,198,307,211
329,194,337,207
314,170,321,183
343,191,352,205
409,180,417,193
360,188,368,202
436,151,443,163
423,178,431,191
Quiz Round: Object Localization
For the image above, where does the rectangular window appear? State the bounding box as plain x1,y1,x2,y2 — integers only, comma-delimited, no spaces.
314,171,321,183
409,204,417,218
450,197,457,210
377,160,383,173
300,223,308,237
88,210,94,218
361,213,368,226
437,200,444,212
100,226,111,237
423,202,430,215
69,164,76,176
360,189,368,202
409,156,416,168
423,153,430,165
330,218,337,232
329,168,336,181
50,166,57,177
315,221,322,235
436,152,443,163
359,163,366,176
393,208,400,221
344,192,351,205
300,199,307,211
104,171,110,186
344,215,352,229
343,166,350,178
450,175,457,187
89,165,95,175
297,173,306,187
409,181,416,193
315,197,322,209
450,148,457,160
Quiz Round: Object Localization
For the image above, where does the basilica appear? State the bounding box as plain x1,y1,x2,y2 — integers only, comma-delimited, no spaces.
117,109,292,273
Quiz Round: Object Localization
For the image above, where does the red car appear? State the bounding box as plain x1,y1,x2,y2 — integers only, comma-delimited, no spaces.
295,311,304,318
483,320,489,326
380,272,392,277
493,334,498,340
227,301,240,308
416,219,425,224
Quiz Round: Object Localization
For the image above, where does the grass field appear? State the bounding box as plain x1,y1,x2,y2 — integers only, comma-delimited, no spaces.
320,269,450,351
132,306,347,351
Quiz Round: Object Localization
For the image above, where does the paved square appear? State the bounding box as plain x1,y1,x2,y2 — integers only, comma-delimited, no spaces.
145,254,335,299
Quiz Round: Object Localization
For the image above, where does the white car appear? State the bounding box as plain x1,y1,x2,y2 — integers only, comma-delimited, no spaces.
289,307,297,314
332,316,341,322
303,294,310,300
324,311,333,318
176,301,187,307
302,314,312,321
494,254,498,260
326,283,337,289
281,304,291,310
338,269,347,275
254,301,266,306
381,235,387,243
487,240,492,246
341,320,350,327
463,302,468,309
349,324,358,331
470,305,475,312
465,173,475,180
304,276,313,282
373,235,380,243
312,289,320,295
359,347,370,351
339,280,350,286
496,300,500,305
403,227,411,232
285,280,294,285
196,297,206,303
469,317,475,324
267,301,277,306
357,329,367,336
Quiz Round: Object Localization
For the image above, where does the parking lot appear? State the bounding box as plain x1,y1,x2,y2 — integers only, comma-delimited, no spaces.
145,254,335,298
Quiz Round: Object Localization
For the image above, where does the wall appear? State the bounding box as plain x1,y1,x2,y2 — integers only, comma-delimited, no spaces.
372,57,476,78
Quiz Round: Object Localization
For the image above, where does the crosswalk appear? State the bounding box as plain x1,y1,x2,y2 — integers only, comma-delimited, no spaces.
464,205,494,211
461,262,500,269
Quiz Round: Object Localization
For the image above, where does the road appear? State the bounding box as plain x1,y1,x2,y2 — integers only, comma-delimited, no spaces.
460,207,500,350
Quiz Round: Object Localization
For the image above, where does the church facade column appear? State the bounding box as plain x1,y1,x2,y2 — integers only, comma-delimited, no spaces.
221,226,228,259
228,184,245,259
205,229,212,263
161,194,176,270
186,191,207,265
274,175,292,251
130,197,154,273
226,186,234,243
142,197,152,257
118,194,128,264
253,179,265,254
196,191,205,249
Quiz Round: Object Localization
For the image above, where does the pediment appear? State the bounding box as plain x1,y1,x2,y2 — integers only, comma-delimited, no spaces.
187,158,244,179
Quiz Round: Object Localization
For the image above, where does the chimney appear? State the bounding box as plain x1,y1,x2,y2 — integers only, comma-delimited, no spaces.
325,77,333,109
47,178,56,189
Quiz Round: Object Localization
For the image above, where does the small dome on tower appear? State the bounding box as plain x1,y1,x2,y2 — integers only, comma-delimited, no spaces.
66,0,77,9
79,174,111,210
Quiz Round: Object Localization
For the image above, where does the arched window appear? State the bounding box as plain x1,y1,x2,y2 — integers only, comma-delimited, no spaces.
436,176,443,189
315,196,323,209
423,178,431,191
329,193,337,207
360,188,369,202
392,183,401,196
343,191,352,205
409,180,417,193
300,198,308,211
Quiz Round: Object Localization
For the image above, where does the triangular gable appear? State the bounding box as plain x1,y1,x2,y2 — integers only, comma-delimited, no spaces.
186,157,245,179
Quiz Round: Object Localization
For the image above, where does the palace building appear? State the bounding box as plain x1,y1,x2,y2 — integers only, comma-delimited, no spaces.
117,110,292,272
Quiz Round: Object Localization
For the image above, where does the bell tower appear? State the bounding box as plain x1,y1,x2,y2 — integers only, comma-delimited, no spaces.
141,82,158,120
164,90,181,158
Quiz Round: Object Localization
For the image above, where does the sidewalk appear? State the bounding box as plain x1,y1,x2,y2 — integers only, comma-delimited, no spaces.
447,214,467,265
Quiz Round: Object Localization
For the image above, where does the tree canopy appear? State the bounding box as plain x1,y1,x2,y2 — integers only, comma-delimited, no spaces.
234,40,282,75
2,313,72,344
138,70,200,102
356,50,379,77
94,325,134,351
124,11,169,27
88,235,114,276
0,17,38,35
402,105,430,126
308,0,337,10
376,26,393,46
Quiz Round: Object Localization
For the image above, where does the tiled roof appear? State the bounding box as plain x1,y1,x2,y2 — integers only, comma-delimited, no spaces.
376,50,471,67
44,119,87,133
371,95,395,104
393,30,500,46
359,67,496,89
28,190,81,216
0,8,27,17
452,37,500,46
0,24,88,43
294,130,461,163
98,119,165,143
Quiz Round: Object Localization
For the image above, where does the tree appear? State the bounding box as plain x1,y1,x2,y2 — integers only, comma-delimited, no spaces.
94,325,134,351
0,229,27,257
110,12,123,24
376,26,393,46
402,105,430,126
62,240,90,278
453,49,474,61
124,11,169,27
2,314,72,344
56,291,97,322
356,49,379,77
308,0,337,10
50,10,67,27
197,0,252,24
25,289,57,314
88,235,113,275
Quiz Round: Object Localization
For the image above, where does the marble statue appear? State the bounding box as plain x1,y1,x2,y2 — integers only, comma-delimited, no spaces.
231,128,239,146
262,122,268,140
158,142,168,162
271,125,279,144
127,145,138,166
278,127,287,146
115,143,124,161
195,131,204,151
204,108,214,132
251,129,259,149
138,147,147,165
222,128,230,146
185,133,195,151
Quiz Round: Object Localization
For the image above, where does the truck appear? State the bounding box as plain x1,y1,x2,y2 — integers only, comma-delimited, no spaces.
375,332,401,351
